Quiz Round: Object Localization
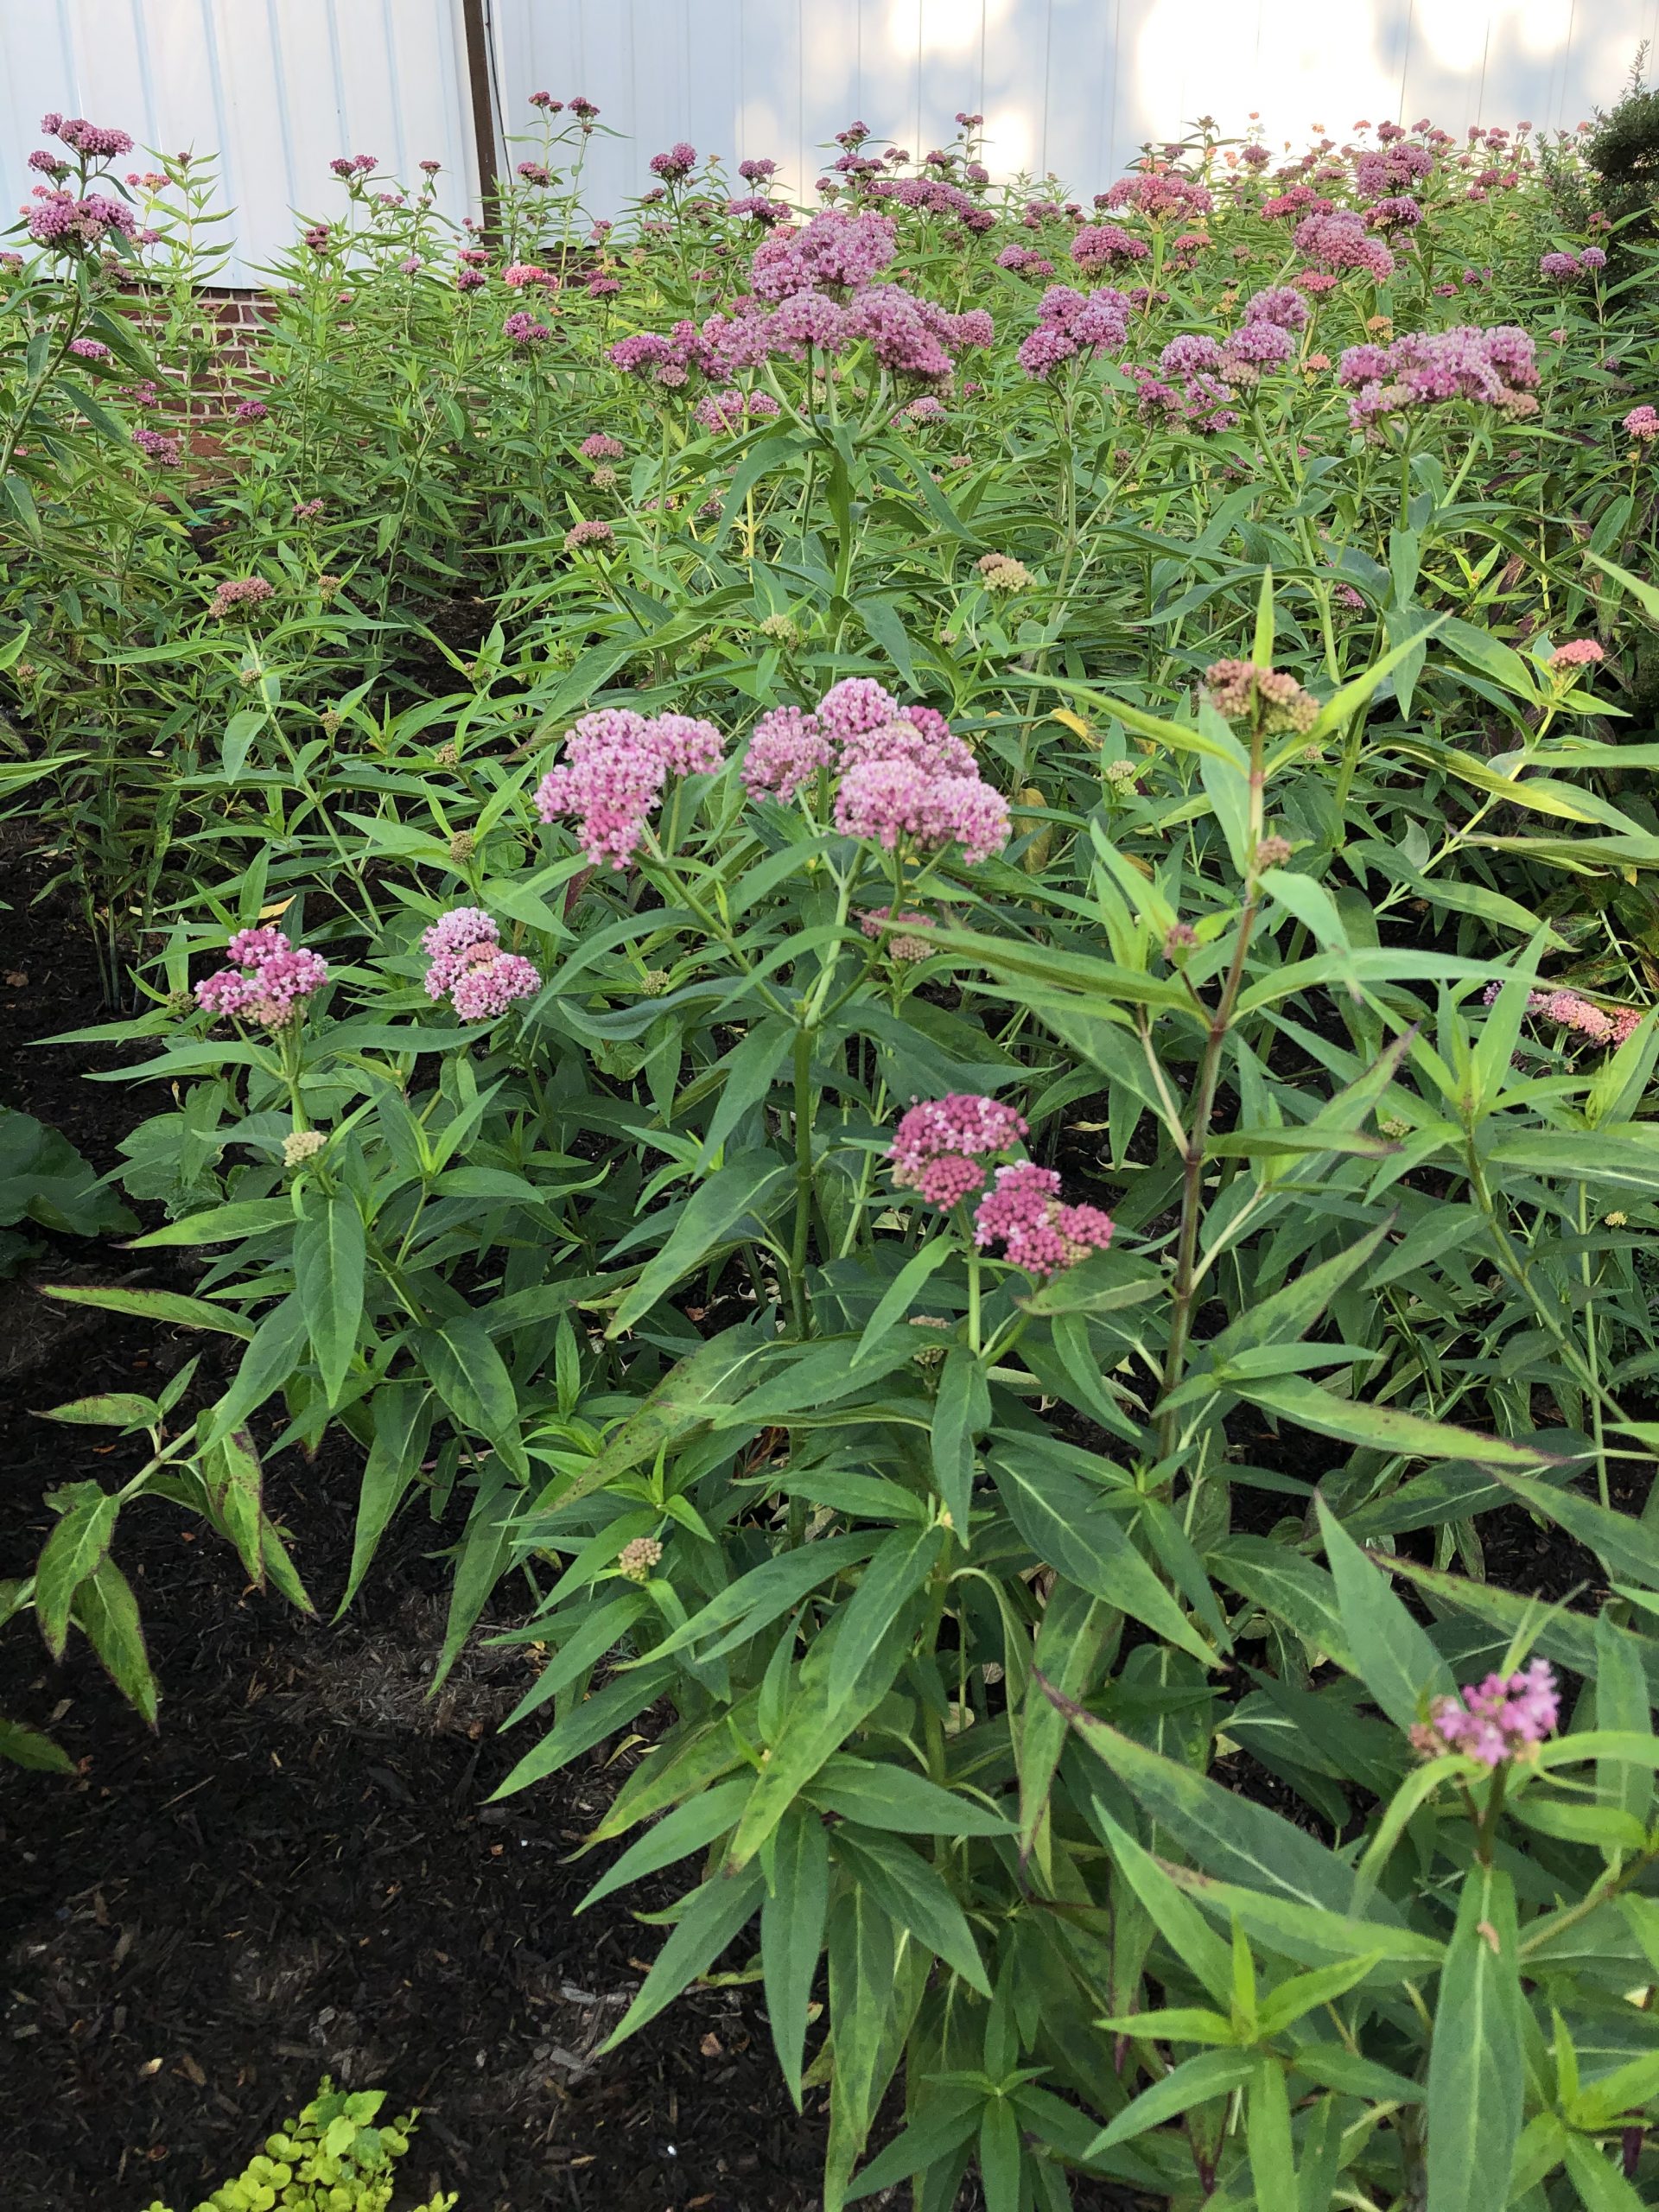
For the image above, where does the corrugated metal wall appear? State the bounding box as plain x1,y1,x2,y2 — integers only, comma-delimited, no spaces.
0,0,481,283
4,0,1659,276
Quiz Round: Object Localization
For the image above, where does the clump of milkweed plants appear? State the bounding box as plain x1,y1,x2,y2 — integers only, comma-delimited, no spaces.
9,92,1659,2212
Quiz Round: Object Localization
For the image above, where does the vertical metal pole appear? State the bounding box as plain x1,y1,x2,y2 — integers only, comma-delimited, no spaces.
461,0,500,240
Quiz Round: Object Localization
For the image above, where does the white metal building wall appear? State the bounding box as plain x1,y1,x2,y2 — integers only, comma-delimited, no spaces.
4,0,1659,276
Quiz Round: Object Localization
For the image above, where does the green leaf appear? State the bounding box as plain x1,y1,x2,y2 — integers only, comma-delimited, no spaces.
1562,2136,1650,2212
1490,1468,1659,1591
1043,1681,1357,1912
1246,2059,1295,2212
830,1526,944,1706
336,1382,432,1618
1093,1810,1234,2006
35,1393,156,1428
606,1154,791,1338
1236,1376,1560,1469
577,1778,752,1913
1317,1497,1456,1731
294,1189,365,1407
831,1827,990,1996
851,1239,954,1364
41,1282,254,1339
1089,2048,1259,2152
930,1348,986,1543
1595,1611,1655,1834
417,1312,529,1479
762,1802,830,2106
200,1426,265,1584
696,1018,795,1169
1157,1860,1444,1980
0,1715,74,1773
1426,1864,1523,2212
73,1557,157,1726
1207,1537,1355,1672
130,1198,295,1247
35,1492,118,1659
602,1862,766,2049
200,1294,308,1449
808,1754,1015,1837
630,1533,874,1667
993,1445,1216,1668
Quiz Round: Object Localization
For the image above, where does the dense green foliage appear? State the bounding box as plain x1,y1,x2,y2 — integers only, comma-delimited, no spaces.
8,99,1659,2212
140,2079,454,2212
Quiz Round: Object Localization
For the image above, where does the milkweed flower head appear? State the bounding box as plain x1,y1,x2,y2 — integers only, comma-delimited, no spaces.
1549,638,1605,669
196,929,328,1028
1483,979,1642,1046
1204,660,1319,734
1017,284,1130,378
972,1160,1114,1279
1409,1661,1558,1766
535,708,725,869
743,681,1008,864
1294,210,1395,280
1623,404,1659,441
888,1093,1027,1206
208,576,275,620
1243,284,1310,330
421,907,542,1019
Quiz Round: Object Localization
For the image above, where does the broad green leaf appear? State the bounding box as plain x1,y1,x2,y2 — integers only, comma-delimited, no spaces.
73,1558,157,1726
809,1753,1015,1837
1089,2048,1259,2152
130,1198,295,1247
930,1348,986,1542
829,1526,943,1703
577,1777,751,1912
35,1492,118,1659
1426,1865,1523,2212
993,1445,1216,1669
1046,1681,1357,1912
851,1238,954,1364
606,1154,791,1338
763,1802,830,2106
417,1312,529,1479
602,1862,766,2048
295,1190,365,1407
1595,1611,1655,1833
831,1827,990,1996
1317,1498,1455,1731
0,1716,74,1773
336,1382,432,1618
1236,1376,1560,1469
41,1281,254,1338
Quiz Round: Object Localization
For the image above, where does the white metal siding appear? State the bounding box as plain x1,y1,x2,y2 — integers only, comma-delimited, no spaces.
0,0,481,283
3,0,1659,272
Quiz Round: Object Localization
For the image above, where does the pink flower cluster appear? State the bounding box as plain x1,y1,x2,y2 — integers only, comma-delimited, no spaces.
25,188,137,247
743,680,1009,864
1624,405,1659,442
694,386,782,432
886,1097,1114,1275
421,908,541,1020
1069,222,1148,272
1294,211,1395,282
973,1161,1114,1278
1353,143,1434,197
1016,284,1130,378
208,576,274,619
1097,171,1212,223
42,113,134,159
1409,1661,1558,1766
888,1093,1027,1207
750,207,898,297
504,309,552,346
196,928,328,1028
535,707,722,868
1549,638,1604,670
649,142,697,182
1539,247,1605,282
1484,979,1642,1046
1338,325,1538,432
580,432,625,461
866,174,995,231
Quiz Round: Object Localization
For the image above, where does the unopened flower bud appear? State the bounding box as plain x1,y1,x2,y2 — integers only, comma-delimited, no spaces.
758,613,799,644
1163,921,1198,959
1605,1210,1629,1228
1255,833,1293,869
1104,757,1139,785
448,830,475,862
637,968,671,996
283,1128,327,1167
320,708,343,735
434,741,459,766
617,1535,663,1583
